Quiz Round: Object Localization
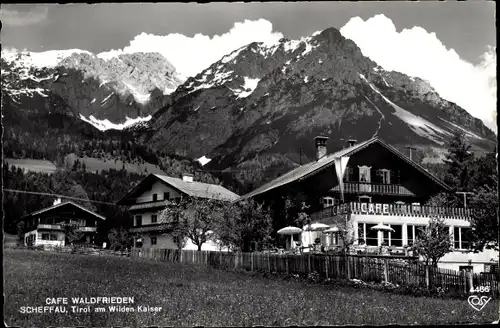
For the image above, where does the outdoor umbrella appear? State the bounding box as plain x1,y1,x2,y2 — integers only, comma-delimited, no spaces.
277,226,303,249
370,223,395,232
303,223,330,245
323,226,340,233
370,223,394,246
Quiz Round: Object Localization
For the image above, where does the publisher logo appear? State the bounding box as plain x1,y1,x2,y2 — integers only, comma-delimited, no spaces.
468,295,492,311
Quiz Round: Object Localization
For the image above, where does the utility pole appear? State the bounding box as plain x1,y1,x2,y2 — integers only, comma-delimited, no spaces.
455,191,474,208
405,146,417,161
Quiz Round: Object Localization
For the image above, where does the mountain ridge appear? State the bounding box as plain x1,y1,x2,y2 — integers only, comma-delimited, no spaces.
133,26,496,187
1,49,183,126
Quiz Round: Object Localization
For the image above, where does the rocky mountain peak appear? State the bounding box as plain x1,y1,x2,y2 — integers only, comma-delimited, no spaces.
139,26,495,188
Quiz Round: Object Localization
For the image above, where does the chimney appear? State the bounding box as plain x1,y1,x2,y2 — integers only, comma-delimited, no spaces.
314,136,329,160
53,198,62,206
182,173,194,182
347,139,357,147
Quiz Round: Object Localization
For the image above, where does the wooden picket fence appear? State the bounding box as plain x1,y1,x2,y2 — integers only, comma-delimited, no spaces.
131,248,499,297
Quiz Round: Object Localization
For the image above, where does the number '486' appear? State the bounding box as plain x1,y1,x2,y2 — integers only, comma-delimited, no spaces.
472,286,491,293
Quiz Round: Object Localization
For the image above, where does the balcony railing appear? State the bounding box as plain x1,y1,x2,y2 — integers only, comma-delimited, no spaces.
310,202,473,222
37,224,64,230
330,182,415,196
36,224,97,232
129,198,182,211
128,223,171,233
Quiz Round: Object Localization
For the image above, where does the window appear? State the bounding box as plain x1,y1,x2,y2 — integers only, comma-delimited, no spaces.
135,215,142,226
358,166,372,183
358,223,378,246
407,224,426,245
461,228,472,250
152,193,158,202
163,192,170,200
377,169,391,184
454,227,472,250
151,214,157,224
322,197,336,208
388,224,403,247
343,167,354,182
50,234,58,241
151,237,157,245
459,265,473,272
358,223,365,244
42,233,50,240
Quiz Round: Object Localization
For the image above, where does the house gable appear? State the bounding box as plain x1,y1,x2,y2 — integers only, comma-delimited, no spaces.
240,137,450,200
24,202,106,221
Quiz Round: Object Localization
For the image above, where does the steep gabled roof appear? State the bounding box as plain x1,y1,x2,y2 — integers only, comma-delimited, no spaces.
117,174,240,205
239,137,451,200
23,201,106,220
153,174,240,201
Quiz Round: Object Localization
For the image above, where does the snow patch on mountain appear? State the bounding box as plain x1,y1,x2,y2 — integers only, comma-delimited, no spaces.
221,46,246,64
35,88,49,98
438,118,485,140
123,82,151,104
101,92,115,105
2,49,92,68
197,156,212,166
188,70,234,94
236,77,260,98
359,74,451,144
79,114,152,131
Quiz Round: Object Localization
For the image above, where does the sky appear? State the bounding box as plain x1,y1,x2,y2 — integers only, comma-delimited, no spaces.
1,2,496,131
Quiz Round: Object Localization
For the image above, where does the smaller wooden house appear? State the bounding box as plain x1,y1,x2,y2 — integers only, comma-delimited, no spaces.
22,200,106,247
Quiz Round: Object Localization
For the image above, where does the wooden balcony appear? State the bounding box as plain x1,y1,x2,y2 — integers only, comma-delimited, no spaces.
310,202,473,222
37,224,64,230
36,224,96,232
128,223,171,233
129,198,182,212
330,182,415,196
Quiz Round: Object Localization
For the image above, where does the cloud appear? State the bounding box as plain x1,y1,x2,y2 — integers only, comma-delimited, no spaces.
340,14,497,132
98,19,284,80
0,5,48,27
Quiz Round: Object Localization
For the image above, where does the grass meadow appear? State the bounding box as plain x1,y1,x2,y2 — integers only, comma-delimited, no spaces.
4,249,497,327
64,153,165,175
4,158,57,174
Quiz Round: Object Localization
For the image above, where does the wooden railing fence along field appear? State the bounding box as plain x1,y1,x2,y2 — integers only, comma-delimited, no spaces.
131,248,499,297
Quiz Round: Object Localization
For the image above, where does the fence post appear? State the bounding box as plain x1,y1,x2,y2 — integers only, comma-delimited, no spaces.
346,256,351,279
308,253,311,274
383,259,389,283
425,266,430,289
220,251,222,268
251,252,254,271
180,250,183,263
286,255,289,274
325,256,329,279
235,252,238,270
268,253,271,273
